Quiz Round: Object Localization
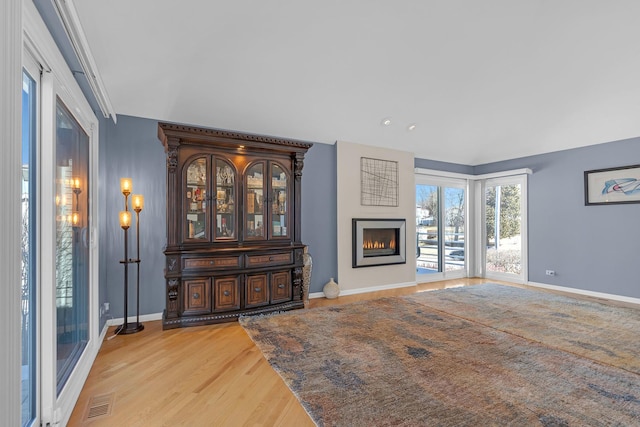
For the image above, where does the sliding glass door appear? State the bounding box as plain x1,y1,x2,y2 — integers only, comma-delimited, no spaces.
416,184,439,273
416,177,467,281
483,175,527,283
24,3,100,421
40,78,98,426
54,101,90,394
21,62,39,427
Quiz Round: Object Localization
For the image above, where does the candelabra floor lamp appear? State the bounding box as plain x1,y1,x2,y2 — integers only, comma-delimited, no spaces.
116,178,144,335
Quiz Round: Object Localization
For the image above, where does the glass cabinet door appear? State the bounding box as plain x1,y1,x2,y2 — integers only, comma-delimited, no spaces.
185,157,208,240
271,163,288,238
215,159,236,240
245,162,265,239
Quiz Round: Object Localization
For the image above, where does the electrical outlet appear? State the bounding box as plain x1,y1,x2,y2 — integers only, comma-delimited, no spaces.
104,302,110,312
545,270,555,276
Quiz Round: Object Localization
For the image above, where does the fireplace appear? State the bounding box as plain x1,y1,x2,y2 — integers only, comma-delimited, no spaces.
352,218,406,268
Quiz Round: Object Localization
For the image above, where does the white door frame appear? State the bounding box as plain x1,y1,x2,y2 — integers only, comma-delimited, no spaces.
480,174,529,284
24,2,101,425
415,173,470,283
417,167,531,284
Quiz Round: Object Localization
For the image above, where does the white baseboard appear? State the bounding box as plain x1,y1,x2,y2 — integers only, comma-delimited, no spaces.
309,281,417,300
99,321,109,340
106,312,164,327
527,281,640,306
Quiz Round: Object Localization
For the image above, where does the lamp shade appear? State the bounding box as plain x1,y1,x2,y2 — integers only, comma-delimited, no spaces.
120,178,132,196
73,177,81,190
132,194,144,212
119,210,131,229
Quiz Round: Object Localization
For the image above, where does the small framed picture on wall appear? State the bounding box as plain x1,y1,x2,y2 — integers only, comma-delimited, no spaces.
584,164,640,205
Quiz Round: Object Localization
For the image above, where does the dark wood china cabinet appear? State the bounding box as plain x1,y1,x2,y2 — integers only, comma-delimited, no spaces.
157,123,312,329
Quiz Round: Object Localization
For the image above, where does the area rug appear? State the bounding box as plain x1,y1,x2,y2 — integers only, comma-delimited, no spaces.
239,284,640,426
406,283,640,375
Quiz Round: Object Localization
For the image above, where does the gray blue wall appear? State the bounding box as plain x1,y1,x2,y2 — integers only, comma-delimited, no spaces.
99,115,640,320
301,141,338,294
99,115,337,319
475,137,640,298
99,116,167,322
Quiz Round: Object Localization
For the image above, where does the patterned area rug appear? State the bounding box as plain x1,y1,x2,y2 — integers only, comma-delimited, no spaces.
406,284,640,375
239,284,640,426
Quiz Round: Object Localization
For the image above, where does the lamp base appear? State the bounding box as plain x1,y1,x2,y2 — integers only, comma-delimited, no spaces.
114,322,144,335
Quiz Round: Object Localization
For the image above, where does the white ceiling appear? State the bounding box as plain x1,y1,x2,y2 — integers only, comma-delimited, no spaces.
73,0,640,165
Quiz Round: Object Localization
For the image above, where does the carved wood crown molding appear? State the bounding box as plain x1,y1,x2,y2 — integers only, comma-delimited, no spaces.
158,122,314,150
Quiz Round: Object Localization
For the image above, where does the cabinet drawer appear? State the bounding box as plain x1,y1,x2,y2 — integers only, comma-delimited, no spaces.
184,256,241,270
183,278,211,315
246,252,292,268
246,274,269,307
214,276,240,311
271,271,291,303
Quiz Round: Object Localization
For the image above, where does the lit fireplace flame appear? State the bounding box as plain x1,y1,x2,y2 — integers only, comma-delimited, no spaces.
363,238,396,250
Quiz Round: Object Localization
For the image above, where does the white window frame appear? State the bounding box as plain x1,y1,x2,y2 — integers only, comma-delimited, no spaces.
415,171,470,282
22,50,43,427
2,0,24,425
416,167,530,284
23,2,101,426
481,174,528,284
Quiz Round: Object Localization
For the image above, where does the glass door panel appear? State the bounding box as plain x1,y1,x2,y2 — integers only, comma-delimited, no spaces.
416,177,467,281
485,182,523,277
21,68,37,427
270,163,287,237
444,187,465,272
185,157,207,240
245,162,265,238
215,159,235,239
55,100,89,394
416,184,439,274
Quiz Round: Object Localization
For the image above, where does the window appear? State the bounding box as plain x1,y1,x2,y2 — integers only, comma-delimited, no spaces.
21,65,38,427
54,100,90,394
416,176,467,281
483,175,528,283
23,1,100,424
416,169,529,284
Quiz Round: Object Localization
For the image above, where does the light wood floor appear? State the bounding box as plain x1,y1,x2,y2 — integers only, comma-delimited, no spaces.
67,278,510,426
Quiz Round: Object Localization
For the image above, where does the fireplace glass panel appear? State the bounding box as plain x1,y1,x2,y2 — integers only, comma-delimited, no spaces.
362,228,399,257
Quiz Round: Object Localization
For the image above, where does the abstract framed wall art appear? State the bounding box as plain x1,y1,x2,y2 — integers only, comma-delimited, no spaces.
360,157,399,207
584,164,640,205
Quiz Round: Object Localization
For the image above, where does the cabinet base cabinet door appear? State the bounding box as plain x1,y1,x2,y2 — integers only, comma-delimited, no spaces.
183,278,211,315
214,276,240,311
246,274,269,307
271,270,292,303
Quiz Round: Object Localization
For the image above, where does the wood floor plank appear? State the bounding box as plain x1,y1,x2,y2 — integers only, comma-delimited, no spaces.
68,278,507,426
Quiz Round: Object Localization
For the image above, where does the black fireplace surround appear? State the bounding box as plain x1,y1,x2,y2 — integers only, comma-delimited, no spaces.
352,218,406,268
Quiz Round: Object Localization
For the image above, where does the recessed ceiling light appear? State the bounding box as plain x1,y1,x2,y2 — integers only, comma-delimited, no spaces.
407,123,417,131
381,117,392,126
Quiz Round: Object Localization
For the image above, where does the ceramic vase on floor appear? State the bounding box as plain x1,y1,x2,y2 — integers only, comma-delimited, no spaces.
323,277,340,299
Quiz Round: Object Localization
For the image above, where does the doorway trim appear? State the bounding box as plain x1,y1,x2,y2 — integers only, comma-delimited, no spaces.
416,167,531,283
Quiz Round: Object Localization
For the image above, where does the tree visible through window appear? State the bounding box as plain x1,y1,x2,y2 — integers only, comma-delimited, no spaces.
416,183,465,275
485,183,522,275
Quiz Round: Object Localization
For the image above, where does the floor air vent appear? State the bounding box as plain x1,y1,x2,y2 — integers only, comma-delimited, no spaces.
84,392,114,422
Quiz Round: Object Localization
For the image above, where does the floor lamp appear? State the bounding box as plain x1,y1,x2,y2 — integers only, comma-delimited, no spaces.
115,177,144,335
